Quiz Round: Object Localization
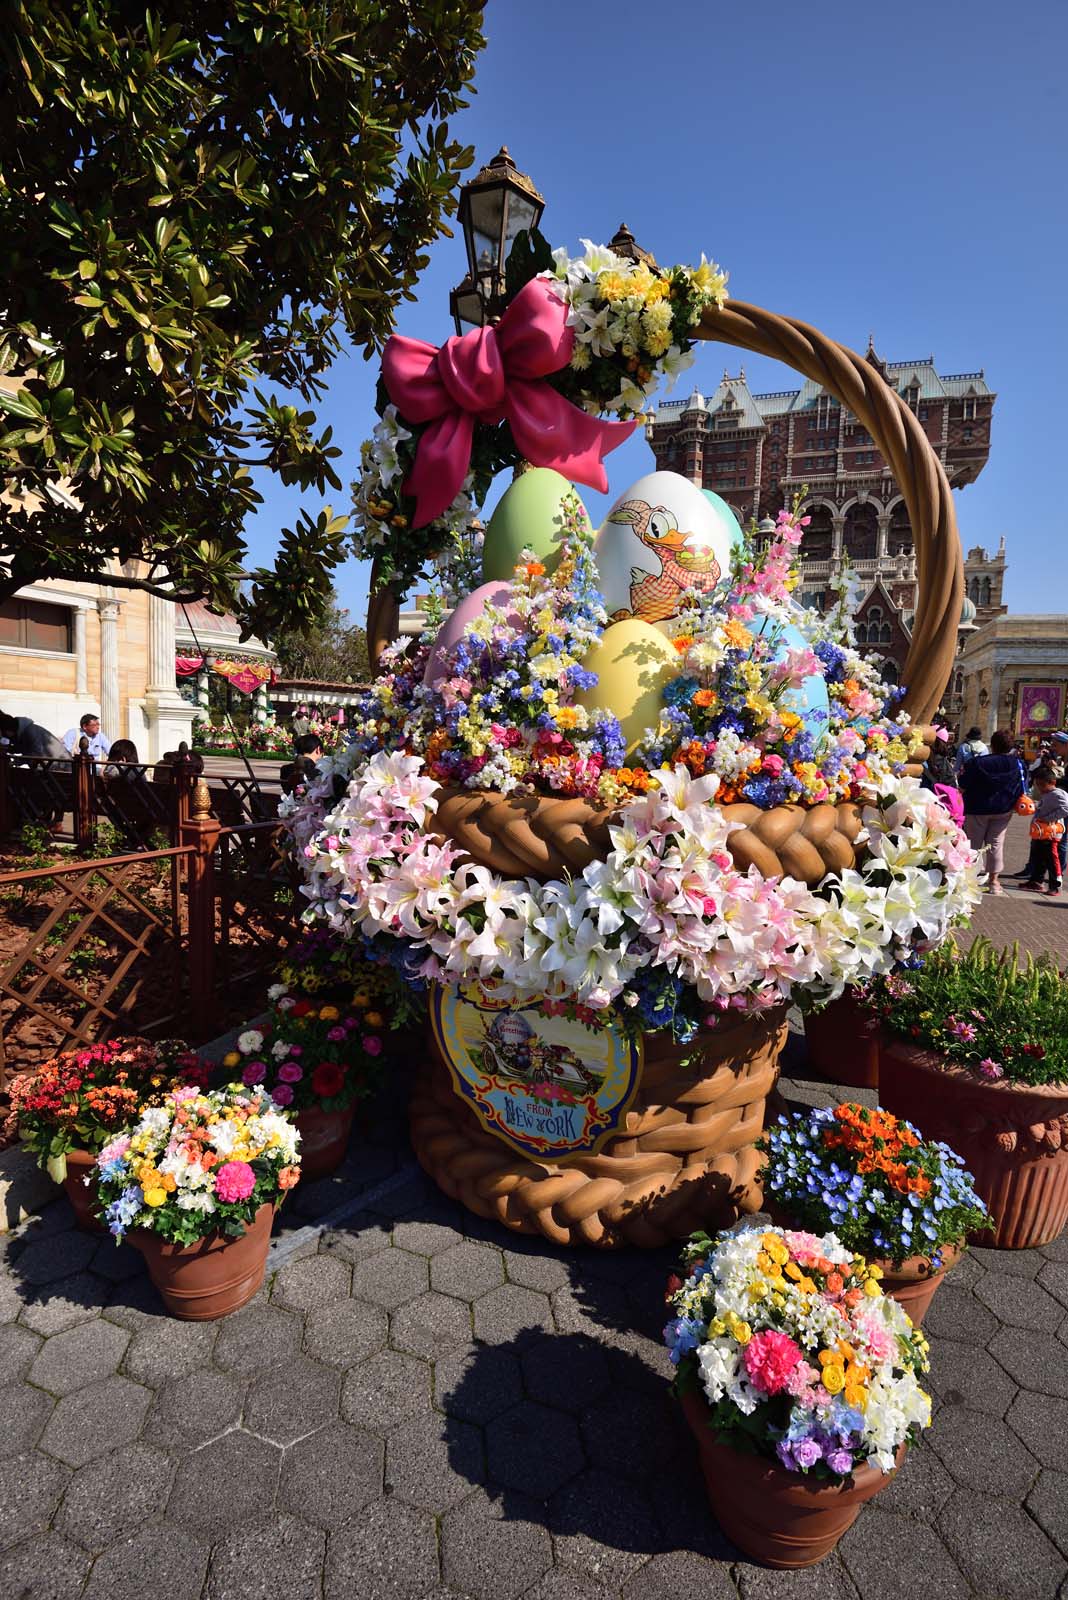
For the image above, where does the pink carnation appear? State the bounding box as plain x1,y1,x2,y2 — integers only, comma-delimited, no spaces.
362,1035,383,1057
742,1329,804,1395
271,1083,294,1107
214,1160,257,1203
241,1061,266,1086
327,1026,347,1043
277,1062,303,1084
854,1312,894,1364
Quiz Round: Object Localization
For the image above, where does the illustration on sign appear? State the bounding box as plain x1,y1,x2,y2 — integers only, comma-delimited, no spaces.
430,984,641,1159
1019,683,1064,733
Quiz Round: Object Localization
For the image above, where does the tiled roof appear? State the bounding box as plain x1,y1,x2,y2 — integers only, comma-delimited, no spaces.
655,355,992,423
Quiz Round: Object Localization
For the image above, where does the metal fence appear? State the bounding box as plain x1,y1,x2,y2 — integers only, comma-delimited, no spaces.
0,779,301,1087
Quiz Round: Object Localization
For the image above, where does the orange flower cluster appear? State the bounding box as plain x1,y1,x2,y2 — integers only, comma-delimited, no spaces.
611,766,653,793
823,1103,930,1198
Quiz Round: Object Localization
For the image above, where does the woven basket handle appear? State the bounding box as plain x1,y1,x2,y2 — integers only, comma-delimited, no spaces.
695,302,962,723
367,303,962,723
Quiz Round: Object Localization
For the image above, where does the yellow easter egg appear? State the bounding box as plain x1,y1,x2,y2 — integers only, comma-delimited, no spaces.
575,619,680,755
482,468,590,583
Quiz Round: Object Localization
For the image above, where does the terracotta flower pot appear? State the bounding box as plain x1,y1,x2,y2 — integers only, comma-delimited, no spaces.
880,1037,1068,1249
63,1148,106,1234
412,1005,788,1249
130,1202,275,1320
294,1102,356,1182
803,991,879,1090
680,1389,902,1567
873,1244,961,1326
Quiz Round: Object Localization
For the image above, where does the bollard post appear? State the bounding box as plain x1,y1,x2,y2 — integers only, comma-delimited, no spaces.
182,777,222,1036
73,736,96,852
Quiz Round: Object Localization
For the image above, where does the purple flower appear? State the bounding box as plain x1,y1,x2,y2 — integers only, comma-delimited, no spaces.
363,1035,383,1057
271,1083,294,1107
794,1438,821,1470
277,1062,303,1084
241,1061,266,1086
827,1447,854,1475
327,1026,347,1043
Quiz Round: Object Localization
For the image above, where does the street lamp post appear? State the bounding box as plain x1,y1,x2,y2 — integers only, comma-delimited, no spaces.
451,147,545,333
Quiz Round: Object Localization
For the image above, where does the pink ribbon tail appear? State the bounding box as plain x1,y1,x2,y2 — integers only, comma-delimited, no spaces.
505,382,636,495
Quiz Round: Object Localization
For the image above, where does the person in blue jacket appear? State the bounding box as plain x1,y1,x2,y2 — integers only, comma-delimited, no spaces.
959,728,1027,895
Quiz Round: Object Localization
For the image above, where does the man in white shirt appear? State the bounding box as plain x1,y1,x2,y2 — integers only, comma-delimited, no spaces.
63,712,111,760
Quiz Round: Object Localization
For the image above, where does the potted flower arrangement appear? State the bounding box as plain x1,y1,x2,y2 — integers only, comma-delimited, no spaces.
225,990,387,1180
10,1038,209,1231
871,940,1068,1248
664,1223,931,1568
759,1103,990,1323
95,1085,301,1319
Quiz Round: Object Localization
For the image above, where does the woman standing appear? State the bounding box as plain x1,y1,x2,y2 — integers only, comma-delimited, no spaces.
959,728,1027,895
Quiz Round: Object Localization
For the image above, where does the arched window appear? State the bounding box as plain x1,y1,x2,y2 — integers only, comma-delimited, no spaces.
855,622,868,644
881,660,899,685
843,502,878,560
968,577,981,603
868,605,883,625
980,576,991,607
801,504,834,563
889,503,912,558
880,623,892,644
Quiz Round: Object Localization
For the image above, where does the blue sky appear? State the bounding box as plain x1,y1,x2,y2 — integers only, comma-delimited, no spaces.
244,0,1067,629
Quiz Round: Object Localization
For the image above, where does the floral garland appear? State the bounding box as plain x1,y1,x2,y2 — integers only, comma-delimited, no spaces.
664,1225,931,1477
292,751,980,1036
351,241,728,590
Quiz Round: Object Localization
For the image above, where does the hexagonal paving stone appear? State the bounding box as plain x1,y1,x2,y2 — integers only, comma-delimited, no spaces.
938,1485,1066,1598
0,1322,42,1384
549,1467,661,1588
0,1381,54,1458
29,1316,130,1395
147,1366,245,1451
975,1271,1066,1331
0,1449,70,1551
472,1283,552,1346
83,1520,210,1600
349,1247,429,1309
319,1215,394,1263
341,1348,431,1432
1007,1391,1068,1472
18,1272,101,1335
1039,1260,1068,1308
970,1245,1046,1279
385,1413,484,1512
280,1420,384,1529
620,1550,739,1600
840,1507,971,1599
524,1573,615,1600
435,1346,523,1425
40,1374,152,1467
57,1441,175,1551
303,1297,388,1367
581,1389,683,1483
271,1252,352,1311
214,1303,304,1373
326,1498,440,1600
1026,1471,1068,1561
0,1531,92,1600
927,1405,1040,1497
122,1318,216,1386
168,1429,281,1534
244,1356,341,1445
877,1439,957,1522
12,1231,96,1285
521,1335,611,1415
393,1217,464,1257
99,1275,167,1330
926,1337,1018,1417
923,1284,1001,1346
206,1513,327,1600
502,1248,569,1294
431,1242,505,1301
989,1326,1068,1398
390,1291,471,1361
485,1400,585,1499
441,1491,552,1600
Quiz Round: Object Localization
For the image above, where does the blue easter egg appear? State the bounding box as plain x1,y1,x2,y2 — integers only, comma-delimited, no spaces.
751,614,829,740
701,490,746,554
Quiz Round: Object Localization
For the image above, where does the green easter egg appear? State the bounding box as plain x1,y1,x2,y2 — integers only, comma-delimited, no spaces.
482,468,590,583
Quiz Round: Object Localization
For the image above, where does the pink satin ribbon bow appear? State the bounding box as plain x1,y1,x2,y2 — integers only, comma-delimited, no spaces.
381,277,637,528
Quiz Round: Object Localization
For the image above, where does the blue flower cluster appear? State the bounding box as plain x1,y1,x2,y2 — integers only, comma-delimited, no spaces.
105,1184,143,1238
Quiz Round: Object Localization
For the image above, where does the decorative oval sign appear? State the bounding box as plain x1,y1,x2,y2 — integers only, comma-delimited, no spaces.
429,984,641,1160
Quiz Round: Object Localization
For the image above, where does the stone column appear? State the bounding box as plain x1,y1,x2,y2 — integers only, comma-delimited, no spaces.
831,517,845,559
876,517,890,560
73,606,88,695
97,596,121,740
142,590,197,760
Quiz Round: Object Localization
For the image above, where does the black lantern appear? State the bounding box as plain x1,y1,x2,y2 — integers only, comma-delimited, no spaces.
449,273,485,337
455,147,545,324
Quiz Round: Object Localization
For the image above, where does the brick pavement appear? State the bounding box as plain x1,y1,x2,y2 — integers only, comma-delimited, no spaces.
1,1039,1067,1600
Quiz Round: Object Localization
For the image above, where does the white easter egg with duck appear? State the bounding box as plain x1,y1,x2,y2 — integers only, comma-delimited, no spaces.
593,471,731,625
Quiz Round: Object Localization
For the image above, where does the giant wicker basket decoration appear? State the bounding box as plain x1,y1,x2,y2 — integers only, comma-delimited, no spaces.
370,303,964,1248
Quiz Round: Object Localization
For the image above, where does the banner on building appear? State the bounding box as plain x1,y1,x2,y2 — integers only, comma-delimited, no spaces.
212,657,274,696
430,983,640,1160
175,655,206,678
1019,683,1064,733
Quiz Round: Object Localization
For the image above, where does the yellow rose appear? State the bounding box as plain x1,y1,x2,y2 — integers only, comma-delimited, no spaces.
866,1264,884,1281
731,1320,752,1346
821,1363,845,1395
223,1051,241,1068
863,1279,881,1298
843,1383,868,1410
144,1188,167,1207
319,1005,339,1021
